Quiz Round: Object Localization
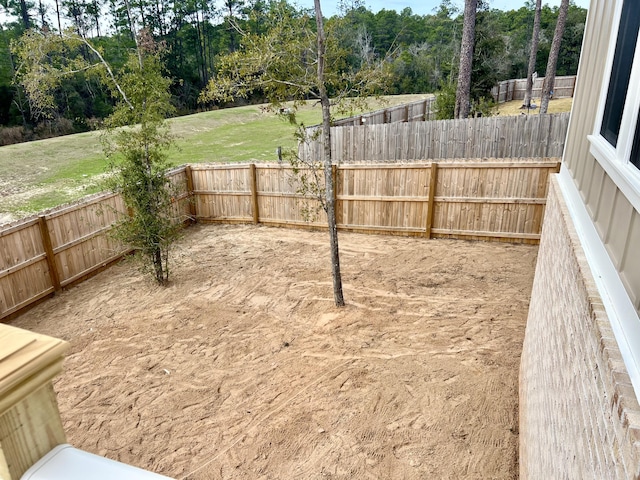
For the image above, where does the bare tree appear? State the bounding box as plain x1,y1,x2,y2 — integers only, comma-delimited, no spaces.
54,0,63,32
522,0,541,109
314,0,344,307
454,0,477,119
540,0,569,114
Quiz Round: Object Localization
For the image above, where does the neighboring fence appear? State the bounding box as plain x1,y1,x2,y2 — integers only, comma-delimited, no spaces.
491,75,577,104
0,159,559,321
327,97,436,127
301,113,570,163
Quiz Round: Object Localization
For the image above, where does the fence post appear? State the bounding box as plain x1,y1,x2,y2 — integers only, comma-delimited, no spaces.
250,163,260,224
425,163,438,239
332,164,339,225
0,325,69,479
184,165,197,222
38,216,61,293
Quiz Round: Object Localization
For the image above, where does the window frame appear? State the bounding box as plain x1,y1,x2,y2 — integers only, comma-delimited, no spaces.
589,0,640,213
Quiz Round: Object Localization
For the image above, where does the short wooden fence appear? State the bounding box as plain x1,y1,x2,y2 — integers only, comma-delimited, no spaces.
329,97,436,127
301,113,570,163
0,159,560,321
491,75,577,104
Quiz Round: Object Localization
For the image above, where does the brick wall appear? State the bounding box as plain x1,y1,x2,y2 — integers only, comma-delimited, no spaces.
520,176,640,479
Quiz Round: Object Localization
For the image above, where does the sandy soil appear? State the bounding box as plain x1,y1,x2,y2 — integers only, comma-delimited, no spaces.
10,224,537,479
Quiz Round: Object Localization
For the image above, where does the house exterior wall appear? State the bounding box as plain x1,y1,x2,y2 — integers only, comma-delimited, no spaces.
563,0,640,315
520,176,640,479
520,0,640,473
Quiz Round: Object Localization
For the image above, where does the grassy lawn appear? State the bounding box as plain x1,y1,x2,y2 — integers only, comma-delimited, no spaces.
0,92,572,221
0,94,430,219
497,96,573,115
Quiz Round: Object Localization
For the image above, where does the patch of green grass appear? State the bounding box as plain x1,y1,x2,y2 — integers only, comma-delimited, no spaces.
19,185,103,213
0,94,430,218
168,106,322,165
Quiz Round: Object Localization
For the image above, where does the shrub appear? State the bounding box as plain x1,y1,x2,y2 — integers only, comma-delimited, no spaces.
34,117,75,139
0,126,30,146
434,82,457,120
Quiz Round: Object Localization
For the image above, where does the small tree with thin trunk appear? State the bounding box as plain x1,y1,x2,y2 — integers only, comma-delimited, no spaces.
454,0,478,119
13,28,182,284
200,0,389,306
313,0,344,306
540,0,570,114
102,29,181,284
522,0,542,110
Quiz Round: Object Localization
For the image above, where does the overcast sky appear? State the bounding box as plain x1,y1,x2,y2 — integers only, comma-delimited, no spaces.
0,0,591,27
300,0,590,16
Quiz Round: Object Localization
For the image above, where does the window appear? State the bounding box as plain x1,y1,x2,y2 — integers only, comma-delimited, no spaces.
600,0,640,147
589,0,640,212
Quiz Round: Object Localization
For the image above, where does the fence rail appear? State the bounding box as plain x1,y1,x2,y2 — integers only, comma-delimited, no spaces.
301,113,569,163
0,159,559,321
491,75,577,104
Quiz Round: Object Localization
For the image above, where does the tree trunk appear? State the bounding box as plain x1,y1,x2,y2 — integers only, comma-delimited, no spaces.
94,0,102,38
54,0,62,33
19,0,31,29
138,0,147,28
124,0,136,41
38,0,46,28
155,0,164,36
194,9,207,84
523,0,542,109
454,0,477,119
540,0,569,114
314,0,345,307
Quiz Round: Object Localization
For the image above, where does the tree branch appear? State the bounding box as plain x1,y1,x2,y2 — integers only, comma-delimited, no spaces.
69,32,134,110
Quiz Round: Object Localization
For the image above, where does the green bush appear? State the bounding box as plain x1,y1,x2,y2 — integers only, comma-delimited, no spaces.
434,82,456,120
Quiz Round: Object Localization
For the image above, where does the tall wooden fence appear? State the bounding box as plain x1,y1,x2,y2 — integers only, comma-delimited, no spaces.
301,113,569,163
491,75,577,104
0,159,559,321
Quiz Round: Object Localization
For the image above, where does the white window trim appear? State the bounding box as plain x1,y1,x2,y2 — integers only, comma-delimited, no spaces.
589,0,640,213
558,167,640,399
581,0,640,399
588,135,640,212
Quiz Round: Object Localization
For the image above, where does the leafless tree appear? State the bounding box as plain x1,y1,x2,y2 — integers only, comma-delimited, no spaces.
540,0,569,114
523,0,542,109
454,0,477,119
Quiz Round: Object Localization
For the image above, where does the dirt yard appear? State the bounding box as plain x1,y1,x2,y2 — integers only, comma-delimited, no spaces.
10,224,538,479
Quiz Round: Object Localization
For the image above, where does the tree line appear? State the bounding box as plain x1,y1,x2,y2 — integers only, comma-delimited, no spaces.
0,0,586,145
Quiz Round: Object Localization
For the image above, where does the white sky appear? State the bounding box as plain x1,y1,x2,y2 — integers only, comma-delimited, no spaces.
301,0,591,16
1,0,591,26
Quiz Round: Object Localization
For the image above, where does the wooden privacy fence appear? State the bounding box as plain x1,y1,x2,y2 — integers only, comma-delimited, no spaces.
322,97,436,128
491,75,577,104
0,166,192,321
190,160,560,240
0,159,560,321
301,113,570,163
